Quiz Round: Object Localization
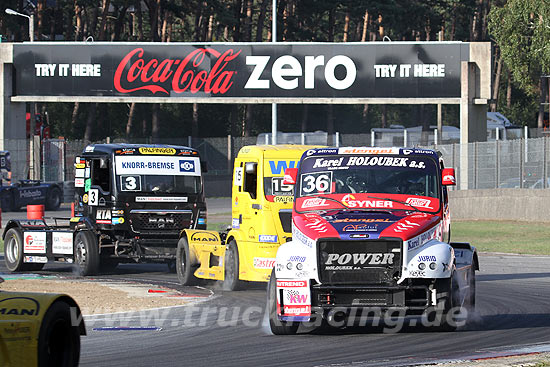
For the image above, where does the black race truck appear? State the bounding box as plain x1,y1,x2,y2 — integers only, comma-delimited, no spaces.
0,151,63,212
2,144,207,275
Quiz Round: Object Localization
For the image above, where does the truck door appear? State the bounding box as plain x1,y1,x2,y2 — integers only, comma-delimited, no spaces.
85,157,112,223
233,159,260,241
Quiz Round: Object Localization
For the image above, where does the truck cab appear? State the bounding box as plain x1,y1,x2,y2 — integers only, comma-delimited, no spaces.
268,147,478,334
3,144,206,275
177,145,316,290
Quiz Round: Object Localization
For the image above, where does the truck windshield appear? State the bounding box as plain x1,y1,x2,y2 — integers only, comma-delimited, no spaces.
297,154,440,212
115,155,202,194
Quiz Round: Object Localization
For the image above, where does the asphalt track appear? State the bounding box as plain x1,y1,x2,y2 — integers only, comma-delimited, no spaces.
1,201,550,366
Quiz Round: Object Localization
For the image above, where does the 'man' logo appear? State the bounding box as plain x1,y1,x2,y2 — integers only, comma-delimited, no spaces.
0,297,40,317
269,160,298,175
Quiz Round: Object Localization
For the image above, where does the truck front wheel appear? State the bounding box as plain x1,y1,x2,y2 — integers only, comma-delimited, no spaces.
267,269,299,335
432,269,461,331
176,237,199,286
74,231,99,276
45,186,62,211
4,227,25,271
222,240,245,291
37,300,81,367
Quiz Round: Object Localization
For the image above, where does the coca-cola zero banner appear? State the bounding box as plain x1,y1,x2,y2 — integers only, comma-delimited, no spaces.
13,42,469,99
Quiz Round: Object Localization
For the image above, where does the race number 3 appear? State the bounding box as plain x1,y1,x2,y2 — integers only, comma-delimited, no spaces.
88,188,99,206
120,175,141,191
300,172,333,196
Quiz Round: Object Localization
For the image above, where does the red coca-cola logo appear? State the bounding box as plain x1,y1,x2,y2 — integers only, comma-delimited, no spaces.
114,47,241,95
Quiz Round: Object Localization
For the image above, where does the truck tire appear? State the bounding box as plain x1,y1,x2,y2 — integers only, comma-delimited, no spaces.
465,266,476,311
4,227,25,271
433,269,460,332
267,269,299,335
74,231,99,276
0,190,13,212
45,186,62,211
222,240,245,291
176,237,199,286
37,300,81,367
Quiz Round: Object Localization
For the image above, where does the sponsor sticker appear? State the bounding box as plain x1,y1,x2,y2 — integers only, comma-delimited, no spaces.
342,194,393,209
75,168,85,178
190,232,218,243
138,147,176,155
301,197,329,208
232,218,240,229
115,156,200,176
75,178,85,187
24,256,48,263
52,232,74,255
259,234,278,243
111,217,125,225
135,196,188,202
338,147,400,155
342,224,377,232
292,227,316,248
253,257,276,269
276,279,311,318
75,163,85,169
273,196,293,203
23,232,46,254
96,209,111,224
179,159,196,173
406,197,433,209
267,160,298,175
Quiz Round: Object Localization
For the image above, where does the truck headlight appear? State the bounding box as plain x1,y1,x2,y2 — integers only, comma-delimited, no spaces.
286,262,293,270
296,263,303,270
429,262,437,270
418,263,426,270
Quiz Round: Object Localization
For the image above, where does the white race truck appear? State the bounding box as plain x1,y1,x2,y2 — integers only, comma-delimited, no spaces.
268,147,478,334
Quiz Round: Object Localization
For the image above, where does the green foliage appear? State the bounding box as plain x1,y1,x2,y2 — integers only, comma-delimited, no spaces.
1,0,543,138
452,220,550,255
489,1,550,94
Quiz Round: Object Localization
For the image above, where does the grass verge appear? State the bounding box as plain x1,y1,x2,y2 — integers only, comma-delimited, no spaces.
452,220,550,255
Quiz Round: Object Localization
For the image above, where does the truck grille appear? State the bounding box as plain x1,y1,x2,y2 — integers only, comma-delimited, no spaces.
129,210,193,232
317,239,402,285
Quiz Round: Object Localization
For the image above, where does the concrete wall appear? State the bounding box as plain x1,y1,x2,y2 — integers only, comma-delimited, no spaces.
449,189,550,222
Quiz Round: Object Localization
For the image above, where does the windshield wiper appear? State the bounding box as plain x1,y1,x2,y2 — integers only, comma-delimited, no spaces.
294,194,348,214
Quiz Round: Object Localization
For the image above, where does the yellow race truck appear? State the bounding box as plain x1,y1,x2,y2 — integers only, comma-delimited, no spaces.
0,276,86,366
176,145,317,290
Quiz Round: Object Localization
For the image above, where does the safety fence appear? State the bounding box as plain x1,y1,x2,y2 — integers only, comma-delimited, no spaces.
2,133,550,191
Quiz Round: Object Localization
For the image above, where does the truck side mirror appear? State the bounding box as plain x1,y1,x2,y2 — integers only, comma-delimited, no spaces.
245,162,257,174
283,168,298,185
442,168,456,186
201,161,208,173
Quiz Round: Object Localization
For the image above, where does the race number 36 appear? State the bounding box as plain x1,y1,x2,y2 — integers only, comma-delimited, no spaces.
120,175,141,191
300,172,333,196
